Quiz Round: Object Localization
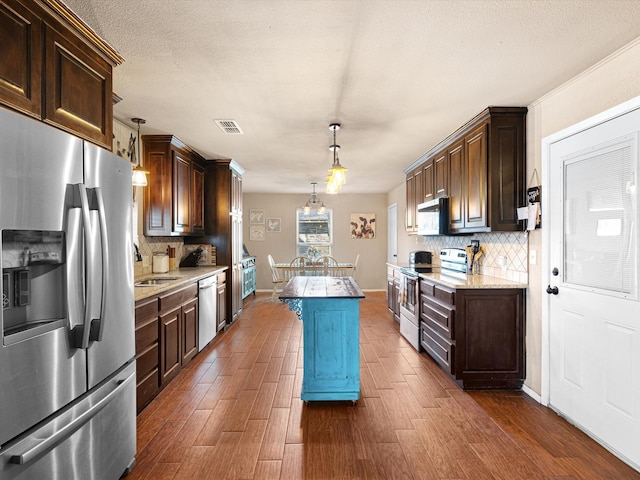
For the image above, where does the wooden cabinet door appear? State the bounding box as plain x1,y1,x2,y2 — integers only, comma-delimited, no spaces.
422,159,434,203
144,143,172,236
191,163,205,233
181,298,198,366
434,150,448,198
405,172,415,232
160,306,181,387
44,25,112,148
0,0,42,117
414,166,424,207
447,140,465,232
216,282,227,331
173,152,191,233
464,123,488,229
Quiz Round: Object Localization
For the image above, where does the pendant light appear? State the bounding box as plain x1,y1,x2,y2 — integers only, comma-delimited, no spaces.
326,123,347,194
303,182,327,215
131,117,149,187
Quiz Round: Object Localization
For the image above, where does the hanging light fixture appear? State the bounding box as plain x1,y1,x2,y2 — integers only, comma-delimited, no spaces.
131,117,149,187
303,182,327,215
326,123,347,194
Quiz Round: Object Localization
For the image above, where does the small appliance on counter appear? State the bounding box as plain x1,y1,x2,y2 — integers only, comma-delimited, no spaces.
409,250,432,265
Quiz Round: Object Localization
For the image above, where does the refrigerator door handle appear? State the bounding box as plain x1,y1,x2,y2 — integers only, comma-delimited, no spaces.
70,183,96,350
88,187,109,342
8,368,135,466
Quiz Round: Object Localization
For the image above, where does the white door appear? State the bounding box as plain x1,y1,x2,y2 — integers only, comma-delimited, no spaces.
387,203,398,264
546,105,640,469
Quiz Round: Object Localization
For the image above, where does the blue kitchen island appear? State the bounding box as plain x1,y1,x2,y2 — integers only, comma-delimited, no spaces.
280,276,365,404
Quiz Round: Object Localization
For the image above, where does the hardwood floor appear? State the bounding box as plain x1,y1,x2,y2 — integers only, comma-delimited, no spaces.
129,291,639,480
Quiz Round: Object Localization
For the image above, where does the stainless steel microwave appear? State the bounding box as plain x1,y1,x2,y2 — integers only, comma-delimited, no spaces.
417,197,449,235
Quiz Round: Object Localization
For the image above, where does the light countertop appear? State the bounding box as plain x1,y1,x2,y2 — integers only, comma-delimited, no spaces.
134,266,228,302
387,262,527,289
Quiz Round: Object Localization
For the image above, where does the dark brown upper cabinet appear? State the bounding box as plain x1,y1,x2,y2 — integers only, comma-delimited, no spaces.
142,135,206,237
405,107,527,235
0,0,122,149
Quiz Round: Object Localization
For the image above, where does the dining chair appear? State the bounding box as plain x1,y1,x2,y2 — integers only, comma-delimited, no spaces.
290,256,308,276
352,254,360,279
318,255,341,276
268,254,284,301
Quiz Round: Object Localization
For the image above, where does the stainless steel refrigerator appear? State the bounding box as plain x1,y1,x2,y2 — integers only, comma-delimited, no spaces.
0,107,136,479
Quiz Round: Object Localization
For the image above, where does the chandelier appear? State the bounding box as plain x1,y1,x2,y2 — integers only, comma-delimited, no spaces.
326,123,347,194
303,182,327,214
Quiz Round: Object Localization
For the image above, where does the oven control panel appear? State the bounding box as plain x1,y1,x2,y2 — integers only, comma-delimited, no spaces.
440,248,468,273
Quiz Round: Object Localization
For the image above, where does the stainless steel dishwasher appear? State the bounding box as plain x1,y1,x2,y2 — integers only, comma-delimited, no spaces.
198,275,217,351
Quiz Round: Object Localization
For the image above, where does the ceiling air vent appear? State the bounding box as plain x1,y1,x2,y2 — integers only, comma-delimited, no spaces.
215,119,243,134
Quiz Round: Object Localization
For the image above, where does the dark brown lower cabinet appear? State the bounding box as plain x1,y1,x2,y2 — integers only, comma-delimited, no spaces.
134,282,200,413
134,296,160,413
419,278,525,389
159,305,181,387
159,283,199,387
181,298,198,365
216,271,227,331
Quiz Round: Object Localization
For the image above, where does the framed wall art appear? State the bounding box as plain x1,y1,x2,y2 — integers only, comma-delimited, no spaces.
350,213,376,239
249,225,265,241
266,217,281,232
249,209,265,224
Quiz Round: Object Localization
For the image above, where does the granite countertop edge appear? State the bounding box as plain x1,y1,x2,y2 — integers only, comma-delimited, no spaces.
134,266,228,302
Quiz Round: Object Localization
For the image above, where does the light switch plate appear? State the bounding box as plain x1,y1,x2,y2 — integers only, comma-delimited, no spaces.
529,250,537,265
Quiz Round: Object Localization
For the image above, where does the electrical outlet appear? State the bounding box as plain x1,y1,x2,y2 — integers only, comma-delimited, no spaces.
497,256,507,268
529,250,537,265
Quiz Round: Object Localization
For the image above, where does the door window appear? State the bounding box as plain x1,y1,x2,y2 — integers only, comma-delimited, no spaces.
562,136,637,298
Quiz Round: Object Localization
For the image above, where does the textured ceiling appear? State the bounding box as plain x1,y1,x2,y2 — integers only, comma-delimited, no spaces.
62,0,640,194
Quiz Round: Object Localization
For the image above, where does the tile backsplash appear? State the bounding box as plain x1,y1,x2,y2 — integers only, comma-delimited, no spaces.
134,237,184,277
417,231,529,284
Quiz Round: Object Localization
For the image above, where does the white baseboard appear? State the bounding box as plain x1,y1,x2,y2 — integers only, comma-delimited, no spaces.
522,384,543,404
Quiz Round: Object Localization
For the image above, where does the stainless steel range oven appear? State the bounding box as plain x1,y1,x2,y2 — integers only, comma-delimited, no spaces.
399,268,420,351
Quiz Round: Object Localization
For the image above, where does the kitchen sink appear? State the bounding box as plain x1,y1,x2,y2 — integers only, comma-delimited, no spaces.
134,277,182,287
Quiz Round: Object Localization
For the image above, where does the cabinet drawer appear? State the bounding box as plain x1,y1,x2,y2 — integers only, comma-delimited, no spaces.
135,317,158,352
434,284,455,305
420,278,455,305
159,283,198,314
135,296,159,327
420,278,435,297
136,343,159,381
420,321,454,374
136,367,159,412
420,295,454,339
216,271,226,284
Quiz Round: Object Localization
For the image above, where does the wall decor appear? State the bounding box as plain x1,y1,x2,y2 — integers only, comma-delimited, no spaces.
266,217,281,232
250,209,265,224
350,213,376,239
527,169,541,229
250,225,265,241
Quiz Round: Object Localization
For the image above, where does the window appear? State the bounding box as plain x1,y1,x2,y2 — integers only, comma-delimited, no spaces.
296,209,332,257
